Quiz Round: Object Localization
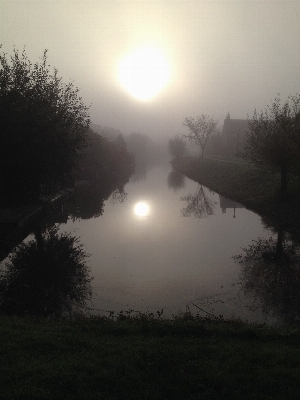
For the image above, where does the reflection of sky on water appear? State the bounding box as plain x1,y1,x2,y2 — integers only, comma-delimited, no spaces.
58,164,274,322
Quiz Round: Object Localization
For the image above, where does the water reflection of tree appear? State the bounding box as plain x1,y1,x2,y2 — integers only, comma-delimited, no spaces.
167,170,185,192
67,181,128,220
0,227,92,317
234,231,300,325
129,163,149,183
181,185,214,218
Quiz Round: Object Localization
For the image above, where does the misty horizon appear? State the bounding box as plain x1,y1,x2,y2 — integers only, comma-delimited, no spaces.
1,0,299,139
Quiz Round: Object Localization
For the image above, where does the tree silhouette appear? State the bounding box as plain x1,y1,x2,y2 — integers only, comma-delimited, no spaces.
183,115,218,158
0,227,92,317
0,48,90,205
246,94,300,195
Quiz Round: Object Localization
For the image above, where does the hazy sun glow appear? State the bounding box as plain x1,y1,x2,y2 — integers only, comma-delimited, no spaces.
134,201,150,217
118,47,171,101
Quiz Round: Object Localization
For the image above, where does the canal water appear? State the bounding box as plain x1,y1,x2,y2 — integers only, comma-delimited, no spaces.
2,162,299,325
56,162,280,324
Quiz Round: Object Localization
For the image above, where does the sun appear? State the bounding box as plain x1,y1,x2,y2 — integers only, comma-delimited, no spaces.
118,47,171,101
134,201,150,217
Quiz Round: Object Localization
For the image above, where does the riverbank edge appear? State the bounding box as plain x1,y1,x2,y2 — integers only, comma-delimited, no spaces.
172,156,300,238
1,314,300,399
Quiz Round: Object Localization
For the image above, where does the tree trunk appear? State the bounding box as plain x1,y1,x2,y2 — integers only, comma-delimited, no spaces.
280,166,288,195
276,229,285,260
33,226,44,252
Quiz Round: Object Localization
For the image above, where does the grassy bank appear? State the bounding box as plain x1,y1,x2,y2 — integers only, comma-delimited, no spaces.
173,156,300,237
1,314,300,399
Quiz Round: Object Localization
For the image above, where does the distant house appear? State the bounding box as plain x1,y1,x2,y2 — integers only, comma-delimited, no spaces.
222,113,250,155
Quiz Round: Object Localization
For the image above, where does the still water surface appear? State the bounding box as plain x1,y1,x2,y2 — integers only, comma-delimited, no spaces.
59,163,278,323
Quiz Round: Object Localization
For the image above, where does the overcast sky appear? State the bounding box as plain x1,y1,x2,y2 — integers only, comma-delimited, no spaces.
1,0,300,138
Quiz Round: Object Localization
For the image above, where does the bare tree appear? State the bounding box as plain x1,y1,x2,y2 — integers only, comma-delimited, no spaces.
183,115,218,158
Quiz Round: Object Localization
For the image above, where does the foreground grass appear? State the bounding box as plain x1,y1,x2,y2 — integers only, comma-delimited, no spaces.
1,314,300,399
173,156,300,237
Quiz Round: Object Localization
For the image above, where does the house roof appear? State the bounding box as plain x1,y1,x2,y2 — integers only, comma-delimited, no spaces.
222,113,250,136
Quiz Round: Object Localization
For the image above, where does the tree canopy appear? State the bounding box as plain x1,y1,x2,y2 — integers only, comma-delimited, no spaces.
246,94,300,194
0,47,90,205
77,128,134,184
0,227,92,317
182,115,218,158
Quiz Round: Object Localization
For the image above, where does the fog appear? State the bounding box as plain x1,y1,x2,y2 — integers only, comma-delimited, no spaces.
1,0,300,138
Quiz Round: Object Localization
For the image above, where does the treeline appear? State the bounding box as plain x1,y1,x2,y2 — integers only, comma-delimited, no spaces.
77,129,134,183
169,95,300,195
0,47,134,207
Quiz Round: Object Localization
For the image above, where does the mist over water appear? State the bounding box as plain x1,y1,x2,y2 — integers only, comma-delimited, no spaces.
2,1,300,330
57,163,279,323
2,160,300,325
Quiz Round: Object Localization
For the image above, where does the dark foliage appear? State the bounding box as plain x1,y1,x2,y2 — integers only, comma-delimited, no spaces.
246,94,300,194
77,128,134,184
0,47,90,205
0,227,92,317
66,182,128,220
